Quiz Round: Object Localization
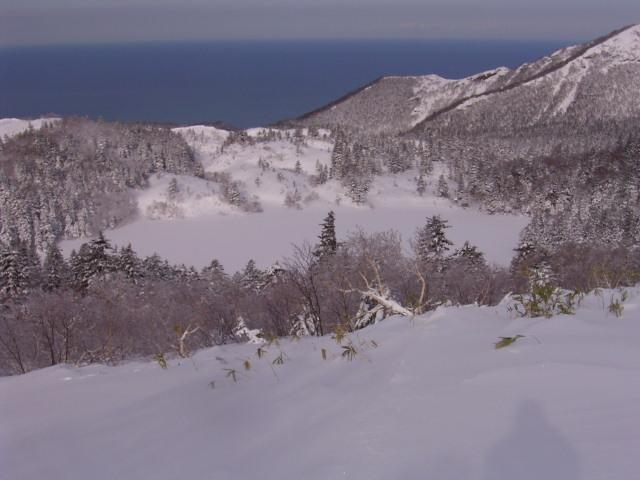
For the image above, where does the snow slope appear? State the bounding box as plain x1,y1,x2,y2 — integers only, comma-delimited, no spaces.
455,24,640,117
2,287,639,480
0,117,60,138
410,67,510,124
409,24,640,134
60,126,528,271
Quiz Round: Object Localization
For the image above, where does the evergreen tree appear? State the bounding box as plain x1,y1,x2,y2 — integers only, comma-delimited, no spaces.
437,175,450,198
42,243,69,291
455,241,484,262
452,241,486,271
116,244,143,283
202,259,228,286
330,131,348,179
313,211,337,261
143,253,173,280
0,245,29,299
416,174,426,196
239,259,265,291
70,232,113,290
415,215,453,262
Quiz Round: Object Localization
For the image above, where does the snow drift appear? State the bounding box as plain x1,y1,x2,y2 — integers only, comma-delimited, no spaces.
2,287,639,480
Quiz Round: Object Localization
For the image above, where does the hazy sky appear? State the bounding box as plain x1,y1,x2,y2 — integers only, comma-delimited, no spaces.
1,0,638,46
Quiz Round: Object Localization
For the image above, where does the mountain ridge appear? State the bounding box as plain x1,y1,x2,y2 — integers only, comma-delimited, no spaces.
409,24,637,131
289,24,640,135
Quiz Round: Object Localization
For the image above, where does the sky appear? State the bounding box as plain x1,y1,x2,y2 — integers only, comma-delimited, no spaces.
0,0,638,46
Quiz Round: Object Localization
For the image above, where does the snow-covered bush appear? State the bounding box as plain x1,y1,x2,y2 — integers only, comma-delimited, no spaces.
511,263,578,318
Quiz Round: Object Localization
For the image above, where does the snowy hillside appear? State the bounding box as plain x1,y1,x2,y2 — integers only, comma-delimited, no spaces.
0,117,59,138
60,125,527,271
410,24,640,134
2,287,639,480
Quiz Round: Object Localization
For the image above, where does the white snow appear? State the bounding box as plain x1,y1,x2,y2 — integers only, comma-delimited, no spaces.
419,24,640,119
136,174,234,219
588,24,640,66
61,198,526,272
493,24,639,117
545,25,640,115
410,67,509,124
60,129,528,271
2,287,639,480
0,117,60,138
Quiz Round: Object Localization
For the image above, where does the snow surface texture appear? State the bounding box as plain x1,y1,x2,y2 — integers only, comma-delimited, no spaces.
412,23,640,132
453,24,640,118
60,126,528,271
2,287,639,480
0,117,60,138
410,67,510,124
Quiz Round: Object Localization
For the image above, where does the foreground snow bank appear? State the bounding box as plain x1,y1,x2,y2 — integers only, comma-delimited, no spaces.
2,288,639,480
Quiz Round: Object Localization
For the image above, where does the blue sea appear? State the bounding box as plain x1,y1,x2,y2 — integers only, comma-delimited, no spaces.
0,40,568,128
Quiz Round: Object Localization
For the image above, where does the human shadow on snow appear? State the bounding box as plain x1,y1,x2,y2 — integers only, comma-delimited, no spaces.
482,399,581,480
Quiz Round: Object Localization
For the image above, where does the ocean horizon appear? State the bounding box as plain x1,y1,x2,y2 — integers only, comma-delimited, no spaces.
0,39,570,128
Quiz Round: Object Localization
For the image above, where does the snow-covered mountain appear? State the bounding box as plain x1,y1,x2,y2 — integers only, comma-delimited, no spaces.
292,24,640,135
2,287,639,480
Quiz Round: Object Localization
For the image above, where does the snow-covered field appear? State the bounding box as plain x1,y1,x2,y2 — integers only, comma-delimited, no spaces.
61,201,527,272
2,287,639,480
59,126,528,270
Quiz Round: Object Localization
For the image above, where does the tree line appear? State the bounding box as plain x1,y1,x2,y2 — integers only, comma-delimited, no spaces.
2,211,638,375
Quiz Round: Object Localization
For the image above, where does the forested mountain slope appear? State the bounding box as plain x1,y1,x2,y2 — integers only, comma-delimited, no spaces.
288,24,640,253
0,118,200,251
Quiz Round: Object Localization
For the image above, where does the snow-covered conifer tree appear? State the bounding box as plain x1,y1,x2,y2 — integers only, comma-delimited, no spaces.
437,174,449,198
116,244,143,283
330,131,348,179
42,243,69,291
416,174,426,196
239,259,265,291
313,211,337,261
415,215,453,263
202,259,228,286
0,245,29,299
70,232,113,290
453,241,485,267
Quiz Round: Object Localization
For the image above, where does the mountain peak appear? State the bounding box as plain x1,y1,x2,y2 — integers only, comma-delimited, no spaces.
588,23,640,61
